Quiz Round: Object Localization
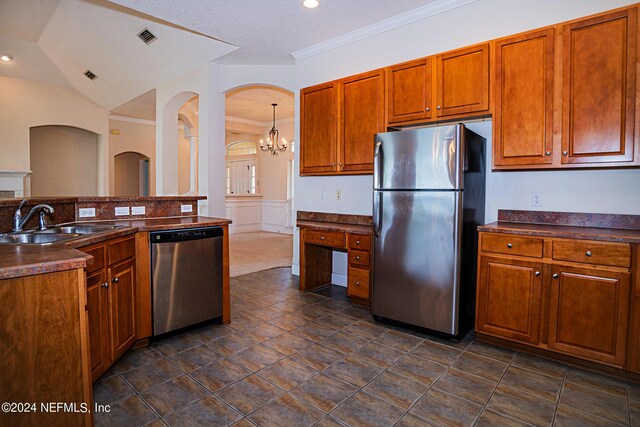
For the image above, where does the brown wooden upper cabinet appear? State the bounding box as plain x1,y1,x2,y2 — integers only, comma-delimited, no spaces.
301,70,384,176
387,43,489,126
562,8,637,166
493,6,639,170
493,29,555,167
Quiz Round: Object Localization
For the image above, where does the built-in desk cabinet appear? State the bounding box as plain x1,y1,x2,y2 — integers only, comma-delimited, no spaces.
82,235,136,381
476,231,635,370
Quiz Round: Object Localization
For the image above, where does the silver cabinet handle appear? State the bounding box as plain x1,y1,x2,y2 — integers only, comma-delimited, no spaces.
356,281,360,286
552,273,559,279
331,163,336,166
355,256,360,260
425,107,430,112
507,243,513,248
356,240,360,245
562,151,568,156
101,282,109,288
534,271,540,276
586,251,592,257
436,105,441,110
545,151,551,156
320,236,325,240
339,162,343,166
112,277,119,283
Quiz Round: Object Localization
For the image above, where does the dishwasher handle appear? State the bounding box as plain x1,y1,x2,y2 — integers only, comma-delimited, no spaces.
150,226,224,243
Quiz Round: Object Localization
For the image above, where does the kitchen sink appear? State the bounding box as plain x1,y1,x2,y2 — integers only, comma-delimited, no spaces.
41,224,120,235
0,233,82,244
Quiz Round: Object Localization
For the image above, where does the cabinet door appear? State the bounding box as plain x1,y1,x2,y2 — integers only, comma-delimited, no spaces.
562,8,637,165
476,256,542,344
436,44,489,117
300,82,339,174
387,58,432,124
493,29,555,167
87,271,109,381
340,70,384,173
548,265,630,366
108,259,136,361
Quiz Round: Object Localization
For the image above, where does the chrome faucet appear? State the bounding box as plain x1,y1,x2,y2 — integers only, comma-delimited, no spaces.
12,200,55,232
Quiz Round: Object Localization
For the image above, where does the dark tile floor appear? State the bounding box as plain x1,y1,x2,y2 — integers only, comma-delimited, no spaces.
94,267,640,426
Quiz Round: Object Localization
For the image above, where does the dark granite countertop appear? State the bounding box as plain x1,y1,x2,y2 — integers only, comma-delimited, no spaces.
479,210,640,244
296,211,373,235
0,216,231,280
0,195,206,207
296,219,372,235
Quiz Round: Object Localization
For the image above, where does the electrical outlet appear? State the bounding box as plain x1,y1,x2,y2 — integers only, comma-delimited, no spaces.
78,208,95,218
131,206,145,215
320,191,326,200
115,206,130,216
181,204,193,213
532,192,542,207
336,190,342,200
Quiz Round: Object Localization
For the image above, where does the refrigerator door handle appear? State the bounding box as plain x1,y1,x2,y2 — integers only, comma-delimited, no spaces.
373,191,383,238
373,141,383,189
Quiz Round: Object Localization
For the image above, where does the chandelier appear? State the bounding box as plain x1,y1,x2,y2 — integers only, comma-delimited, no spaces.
260,103,287,155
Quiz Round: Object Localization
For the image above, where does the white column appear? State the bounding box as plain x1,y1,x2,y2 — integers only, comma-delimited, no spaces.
188,136,198,194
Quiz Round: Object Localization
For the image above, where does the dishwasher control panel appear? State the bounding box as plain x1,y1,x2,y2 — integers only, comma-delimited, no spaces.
151,226,223,243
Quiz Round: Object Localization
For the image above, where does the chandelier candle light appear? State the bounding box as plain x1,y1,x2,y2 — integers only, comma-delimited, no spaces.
260,103,287,155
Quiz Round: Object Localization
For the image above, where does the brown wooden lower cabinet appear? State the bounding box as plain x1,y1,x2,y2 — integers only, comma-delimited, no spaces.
476,231,636,371
81,235,136,381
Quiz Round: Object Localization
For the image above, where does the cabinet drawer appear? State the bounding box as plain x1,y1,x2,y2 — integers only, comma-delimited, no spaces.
349,250,370,268
304,230,345,247
84,246,105,275
481,233,543,258
348,233,371,251
552,240,631,268
107,236,135,266
348,267,370,300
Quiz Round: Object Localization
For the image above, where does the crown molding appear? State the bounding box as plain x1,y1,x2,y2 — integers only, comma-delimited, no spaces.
291,0,479,60
226,115,295,128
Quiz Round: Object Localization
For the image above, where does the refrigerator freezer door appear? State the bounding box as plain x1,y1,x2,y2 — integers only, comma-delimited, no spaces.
374,124,464,191
372,190,463,334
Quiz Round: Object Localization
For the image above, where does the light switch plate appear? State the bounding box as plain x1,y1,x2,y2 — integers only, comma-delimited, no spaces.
131,206,145,215
115,206,130,216
78,208,96,218
181,204,193,213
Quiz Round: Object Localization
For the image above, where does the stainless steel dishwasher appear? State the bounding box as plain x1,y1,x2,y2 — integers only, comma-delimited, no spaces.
150,226,223,336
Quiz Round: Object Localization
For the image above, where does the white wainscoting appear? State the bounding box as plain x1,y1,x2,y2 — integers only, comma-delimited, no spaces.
225,198,293,235
0,170,31,197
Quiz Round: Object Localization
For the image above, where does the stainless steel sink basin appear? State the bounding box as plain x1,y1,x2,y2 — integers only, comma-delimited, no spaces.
0,233,82,244
41,224,120,235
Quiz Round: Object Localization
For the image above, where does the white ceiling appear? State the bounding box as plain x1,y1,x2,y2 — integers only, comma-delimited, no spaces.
108,0,439,64
226,86,294,123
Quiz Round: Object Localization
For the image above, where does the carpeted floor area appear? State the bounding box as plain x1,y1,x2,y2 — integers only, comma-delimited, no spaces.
229,231,293,277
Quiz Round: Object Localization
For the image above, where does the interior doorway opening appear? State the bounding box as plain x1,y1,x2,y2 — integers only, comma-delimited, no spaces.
114,151,151,196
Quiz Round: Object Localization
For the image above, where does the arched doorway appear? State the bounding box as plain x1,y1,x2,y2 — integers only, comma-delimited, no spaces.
29,125,99,196
114,151,150,196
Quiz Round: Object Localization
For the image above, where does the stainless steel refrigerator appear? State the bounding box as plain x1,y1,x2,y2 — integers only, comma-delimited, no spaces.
372,123,485,337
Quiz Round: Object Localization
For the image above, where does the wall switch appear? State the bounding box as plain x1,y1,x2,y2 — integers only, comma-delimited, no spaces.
115,206,130,216
78,208,96,218
131,206,146,215
336,190,342,200
532,192,542,207
320,191,326,200
181,204,193,213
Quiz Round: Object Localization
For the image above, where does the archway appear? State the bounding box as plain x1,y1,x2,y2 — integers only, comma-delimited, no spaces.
29,125,99,196
114,151,150,196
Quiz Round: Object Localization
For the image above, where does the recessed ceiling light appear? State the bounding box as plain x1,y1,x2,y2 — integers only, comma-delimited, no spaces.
303,0,319,9
0,54,14,63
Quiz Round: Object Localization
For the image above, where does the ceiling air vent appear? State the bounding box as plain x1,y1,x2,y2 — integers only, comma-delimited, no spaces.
137,28,157,45
84,70,97,80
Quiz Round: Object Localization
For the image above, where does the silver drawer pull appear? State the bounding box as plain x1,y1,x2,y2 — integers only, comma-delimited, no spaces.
507,243,513,248
552,273,559,279
586,251,592,257
355,256,360,260
534,271,540,276
320,236,325,240
112,277,119,283
101,282,109,288
356,240,360,245
356,281,360,286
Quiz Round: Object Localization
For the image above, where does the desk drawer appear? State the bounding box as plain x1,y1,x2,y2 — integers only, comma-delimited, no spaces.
83,246,105,275
349,250,370,268
348,234,371,251
481,233,543,258
304,230,345,247
108,236,136,265
348,267,370,300
552,240,631,268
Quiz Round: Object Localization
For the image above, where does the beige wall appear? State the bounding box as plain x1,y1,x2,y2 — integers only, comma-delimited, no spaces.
114,152,146,196
257,120,293,200
0,76,109,194
29,126,98,196
108,118,156,196
178,126,191,194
